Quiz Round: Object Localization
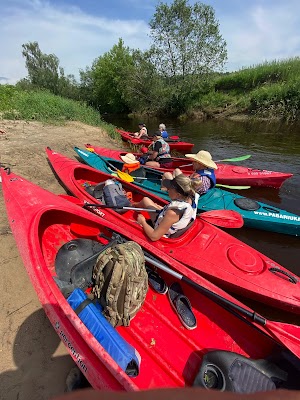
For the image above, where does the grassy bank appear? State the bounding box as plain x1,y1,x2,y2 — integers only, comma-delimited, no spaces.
0,85,119,139
192,57,300,122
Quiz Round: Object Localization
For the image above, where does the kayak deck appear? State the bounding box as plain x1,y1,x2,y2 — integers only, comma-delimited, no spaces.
117,129,194,153
4,167,299,391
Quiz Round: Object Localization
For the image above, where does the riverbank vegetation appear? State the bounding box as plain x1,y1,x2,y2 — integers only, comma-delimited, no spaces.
0,85,118,139
1,0,300,124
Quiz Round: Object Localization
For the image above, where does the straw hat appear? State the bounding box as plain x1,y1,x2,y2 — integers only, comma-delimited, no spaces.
185,150,218,170
120,153,137,164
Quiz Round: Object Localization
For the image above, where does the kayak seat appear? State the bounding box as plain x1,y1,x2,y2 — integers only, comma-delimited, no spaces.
193,350,288,392
130,167,147,183
169,220,195,238
234,197,260,211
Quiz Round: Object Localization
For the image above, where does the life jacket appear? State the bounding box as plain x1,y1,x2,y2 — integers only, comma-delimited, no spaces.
195,168,217,188
154,198,197,237
122,161,141,174
156,139,171,161
161,130,168,139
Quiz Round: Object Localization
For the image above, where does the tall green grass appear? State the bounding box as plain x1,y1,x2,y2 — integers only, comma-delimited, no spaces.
0,85,118,139
215,58,300,92
196,57,300,121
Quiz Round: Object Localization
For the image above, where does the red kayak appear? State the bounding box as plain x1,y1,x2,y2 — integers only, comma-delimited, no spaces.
46,148,300,314
2,166,300,391
117,129,194,153
86,145,293,189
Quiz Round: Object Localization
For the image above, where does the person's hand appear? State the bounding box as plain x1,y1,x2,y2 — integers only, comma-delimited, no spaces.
137,214,146,226
173,168,183,177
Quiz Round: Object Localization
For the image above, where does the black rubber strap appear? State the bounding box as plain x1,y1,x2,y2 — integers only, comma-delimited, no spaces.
269,267,298,284
74,298,93,315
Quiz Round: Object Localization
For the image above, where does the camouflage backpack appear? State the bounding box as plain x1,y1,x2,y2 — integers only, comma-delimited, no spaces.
92,241,148,327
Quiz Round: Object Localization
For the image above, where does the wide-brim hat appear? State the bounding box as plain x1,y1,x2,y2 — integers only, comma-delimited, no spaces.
185,150,218,170
120,153,137,164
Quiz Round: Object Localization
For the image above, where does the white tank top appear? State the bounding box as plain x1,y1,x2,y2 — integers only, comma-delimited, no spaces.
154,196,198,237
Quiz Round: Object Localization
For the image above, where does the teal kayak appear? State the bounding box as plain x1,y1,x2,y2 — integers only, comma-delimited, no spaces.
74,147,300,236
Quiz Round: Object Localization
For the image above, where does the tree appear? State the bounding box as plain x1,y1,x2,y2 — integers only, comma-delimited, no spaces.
91,39,134,113
149,0,227,78
22,42,60,94
122,49,167,114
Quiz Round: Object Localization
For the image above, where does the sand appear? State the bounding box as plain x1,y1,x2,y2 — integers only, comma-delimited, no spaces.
0,120,122,400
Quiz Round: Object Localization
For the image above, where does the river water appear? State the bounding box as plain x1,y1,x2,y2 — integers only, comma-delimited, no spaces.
104,115,300,321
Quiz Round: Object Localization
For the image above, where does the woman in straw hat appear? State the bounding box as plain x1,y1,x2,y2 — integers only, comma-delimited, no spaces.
133,173,200,241
162,150,217,195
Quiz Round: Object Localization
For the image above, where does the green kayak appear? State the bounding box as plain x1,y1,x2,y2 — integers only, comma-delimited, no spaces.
74,147,300,236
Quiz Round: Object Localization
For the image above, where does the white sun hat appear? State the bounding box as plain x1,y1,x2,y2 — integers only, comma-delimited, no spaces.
120,153,138,164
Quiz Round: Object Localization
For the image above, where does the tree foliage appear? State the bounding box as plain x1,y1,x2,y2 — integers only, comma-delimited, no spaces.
22,42,60,93
149,0,227,77
21,41,80,100
90,39,134,113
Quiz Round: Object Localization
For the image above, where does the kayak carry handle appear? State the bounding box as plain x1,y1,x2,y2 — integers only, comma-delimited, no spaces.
269,267,298,284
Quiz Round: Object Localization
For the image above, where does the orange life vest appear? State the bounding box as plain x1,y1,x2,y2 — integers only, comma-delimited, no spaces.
122,161,141,174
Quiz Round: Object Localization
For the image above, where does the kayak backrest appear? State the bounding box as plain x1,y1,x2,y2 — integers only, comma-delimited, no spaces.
169,220,195,239
193,350,288,392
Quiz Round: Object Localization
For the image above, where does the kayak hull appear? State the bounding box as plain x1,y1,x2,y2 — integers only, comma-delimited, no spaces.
86,145,293,189
117,129,194,153
46,148,300,314
3,167,297,391
79,147,300,237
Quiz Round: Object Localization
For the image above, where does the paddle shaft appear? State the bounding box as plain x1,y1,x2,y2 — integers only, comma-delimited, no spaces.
132,176,250,190
80,202,243,228
176,155,252,168
144,255,267,325
84,204,160,213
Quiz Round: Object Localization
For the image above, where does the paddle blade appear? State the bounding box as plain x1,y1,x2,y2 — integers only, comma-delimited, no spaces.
216,155,252,162
266,320,300,359
198,210,244,228
117,170,134,182
216,184,251,190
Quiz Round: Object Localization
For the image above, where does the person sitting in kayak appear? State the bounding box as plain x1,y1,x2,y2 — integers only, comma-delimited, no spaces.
159,123,169,139
145,132,172,168
120,153,141,174
134,173,200,241
133,123,148,139
162,150,217,195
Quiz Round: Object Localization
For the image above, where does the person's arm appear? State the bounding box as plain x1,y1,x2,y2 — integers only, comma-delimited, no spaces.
137,209,180,241
149,142,161,160
138,127,147,138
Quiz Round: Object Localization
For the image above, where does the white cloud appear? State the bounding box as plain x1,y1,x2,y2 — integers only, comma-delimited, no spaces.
0,0,150,84
220,1,300,71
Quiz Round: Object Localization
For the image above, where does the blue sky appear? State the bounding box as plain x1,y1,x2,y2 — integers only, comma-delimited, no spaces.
1,0,300,84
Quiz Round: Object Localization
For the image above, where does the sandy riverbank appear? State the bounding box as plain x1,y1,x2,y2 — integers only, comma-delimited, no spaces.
0,120,123,399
